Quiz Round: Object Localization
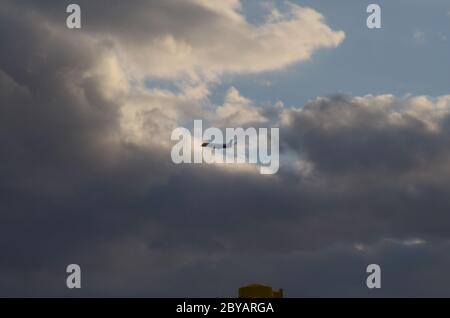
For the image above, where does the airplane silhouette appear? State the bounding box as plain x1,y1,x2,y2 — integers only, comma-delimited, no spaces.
201,138,234,149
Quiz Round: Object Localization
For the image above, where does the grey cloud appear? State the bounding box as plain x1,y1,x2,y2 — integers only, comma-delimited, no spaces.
282,95,450,175
13,0,344,79
0,1,450,297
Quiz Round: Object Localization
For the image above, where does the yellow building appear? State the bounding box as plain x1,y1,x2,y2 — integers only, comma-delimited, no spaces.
238,284,283,298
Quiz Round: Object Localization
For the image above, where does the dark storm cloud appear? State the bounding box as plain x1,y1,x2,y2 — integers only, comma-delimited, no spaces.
1,0,450,297
282,95,450,174
0,1,174,295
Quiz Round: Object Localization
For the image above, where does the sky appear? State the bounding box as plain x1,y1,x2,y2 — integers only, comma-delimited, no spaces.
216,0,450,107
1,0,450,297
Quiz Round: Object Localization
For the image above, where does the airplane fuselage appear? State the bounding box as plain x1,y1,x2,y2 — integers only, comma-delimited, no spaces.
201,142,230,149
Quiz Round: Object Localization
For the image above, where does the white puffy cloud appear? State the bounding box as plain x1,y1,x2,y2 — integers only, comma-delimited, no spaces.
29,0,345,81
118,1,345,80
14,0,344,149
215,87,268,126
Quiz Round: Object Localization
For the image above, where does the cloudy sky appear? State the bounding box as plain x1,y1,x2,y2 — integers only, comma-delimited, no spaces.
1,0,450,297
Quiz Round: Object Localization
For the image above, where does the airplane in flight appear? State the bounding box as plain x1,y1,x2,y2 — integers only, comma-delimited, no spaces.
201,138,234,150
